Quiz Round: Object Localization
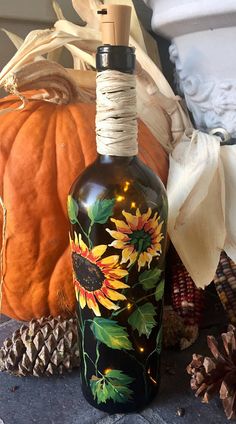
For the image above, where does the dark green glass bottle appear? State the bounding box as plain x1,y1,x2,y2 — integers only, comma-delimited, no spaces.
67,35,168,413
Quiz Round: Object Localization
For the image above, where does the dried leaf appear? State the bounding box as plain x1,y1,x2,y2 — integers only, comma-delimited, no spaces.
72,0,103,28
0,29,82,87
54,20,98,70
51,0,65,20
54,20,99,52
47,47,63,63
0,6,189,152
65,44,95,69
0,28,23,49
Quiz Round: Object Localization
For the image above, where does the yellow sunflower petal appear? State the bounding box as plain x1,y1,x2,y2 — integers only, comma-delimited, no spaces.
86,292,101,316
103,287,127,301
141,208,152,224
74,231,79,246
100,255,119,266
121,246,134,264
107,268,129,278
106,229,130,241
136,208,141,217
129,251,138,266
138,252,148,271
147,247,158,256
79,290,86,309
110,218,132,233
91,244,107,260
69,233,73,245
109,240,127,249
145,252,153,268
75,287,79,301
95,291,120,311
122,211,139,230
156,221,164,234
105,279,130,289
152,243,162,252
152,233,164,244
79,233,88,252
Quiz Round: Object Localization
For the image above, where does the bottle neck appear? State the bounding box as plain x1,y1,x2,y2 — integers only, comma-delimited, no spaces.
95,45,138,159
96,154,137,164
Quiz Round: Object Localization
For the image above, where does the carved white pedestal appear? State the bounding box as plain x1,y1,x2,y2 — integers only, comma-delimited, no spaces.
144,0,236,136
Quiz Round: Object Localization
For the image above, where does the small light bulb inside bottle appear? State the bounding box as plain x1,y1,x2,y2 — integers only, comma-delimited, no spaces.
116,195,125,202
104,368,112,375
124,181,130,192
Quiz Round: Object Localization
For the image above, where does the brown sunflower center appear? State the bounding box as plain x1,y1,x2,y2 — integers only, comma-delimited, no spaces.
72,252,105,291
129,229,152,252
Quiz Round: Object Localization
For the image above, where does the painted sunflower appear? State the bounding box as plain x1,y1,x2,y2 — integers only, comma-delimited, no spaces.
70,233,129,316
106,208,164,271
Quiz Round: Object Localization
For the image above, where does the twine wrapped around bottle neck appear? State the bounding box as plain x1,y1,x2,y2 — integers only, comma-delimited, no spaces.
96,70,138,156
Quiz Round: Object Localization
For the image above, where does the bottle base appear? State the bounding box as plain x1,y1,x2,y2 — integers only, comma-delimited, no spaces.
81,383,159,414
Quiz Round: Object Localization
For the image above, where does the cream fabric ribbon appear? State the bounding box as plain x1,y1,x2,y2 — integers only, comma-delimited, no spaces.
167,129,236,288
96,70,138,156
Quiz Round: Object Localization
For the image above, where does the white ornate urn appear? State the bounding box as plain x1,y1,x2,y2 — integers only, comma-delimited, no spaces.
144,0,236,137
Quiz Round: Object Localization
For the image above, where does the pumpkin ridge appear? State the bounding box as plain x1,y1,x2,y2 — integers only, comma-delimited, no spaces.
67,105,88,168
68,104,96,167
35,106,74,318
0,101,45,318
0,101,43,178
54,105,85,215
3,104,58,318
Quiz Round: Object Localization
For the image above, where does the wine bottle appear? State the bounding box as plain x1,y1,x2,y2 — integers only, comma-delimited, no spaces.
68,4,168,413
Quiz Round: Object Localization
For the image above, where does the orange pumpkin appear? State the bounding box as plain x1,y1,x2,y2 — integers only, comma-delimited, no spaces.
0,94,168,321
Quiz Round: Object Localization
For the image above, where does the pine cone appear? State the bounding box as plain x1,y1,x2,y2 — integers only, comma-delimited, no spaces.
187,325,236,420
0,316,80,377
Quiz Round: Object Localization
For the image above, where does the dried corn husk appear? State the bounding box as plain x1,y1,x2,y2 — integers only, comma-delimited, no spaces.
51,0,65,20
167,129,226,288
220,146,236,262
0,28,23,49
0,0,189,151
72,0,102,29
0,27,98,86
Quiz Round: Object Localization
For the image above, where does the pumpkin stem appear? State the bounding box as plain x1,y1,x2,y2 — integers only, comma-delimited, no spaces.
0,196,7,316
4,73,28,111
3,60,91,105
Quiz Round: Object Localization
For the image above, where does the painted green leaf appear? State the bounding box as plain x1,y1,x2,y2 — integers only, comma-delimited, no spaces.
67,195,79,224
90,370,134,404
88,198,115,224
156,325,163,355
105,369,134,384
138,267,162,291
90,317,133,350
90,375,107,404
128,302,156,338
155,279,165,302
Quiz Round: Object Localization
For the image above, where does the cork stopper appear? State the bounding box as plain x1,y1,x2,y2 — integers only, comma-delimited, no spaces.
97,5,132,46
